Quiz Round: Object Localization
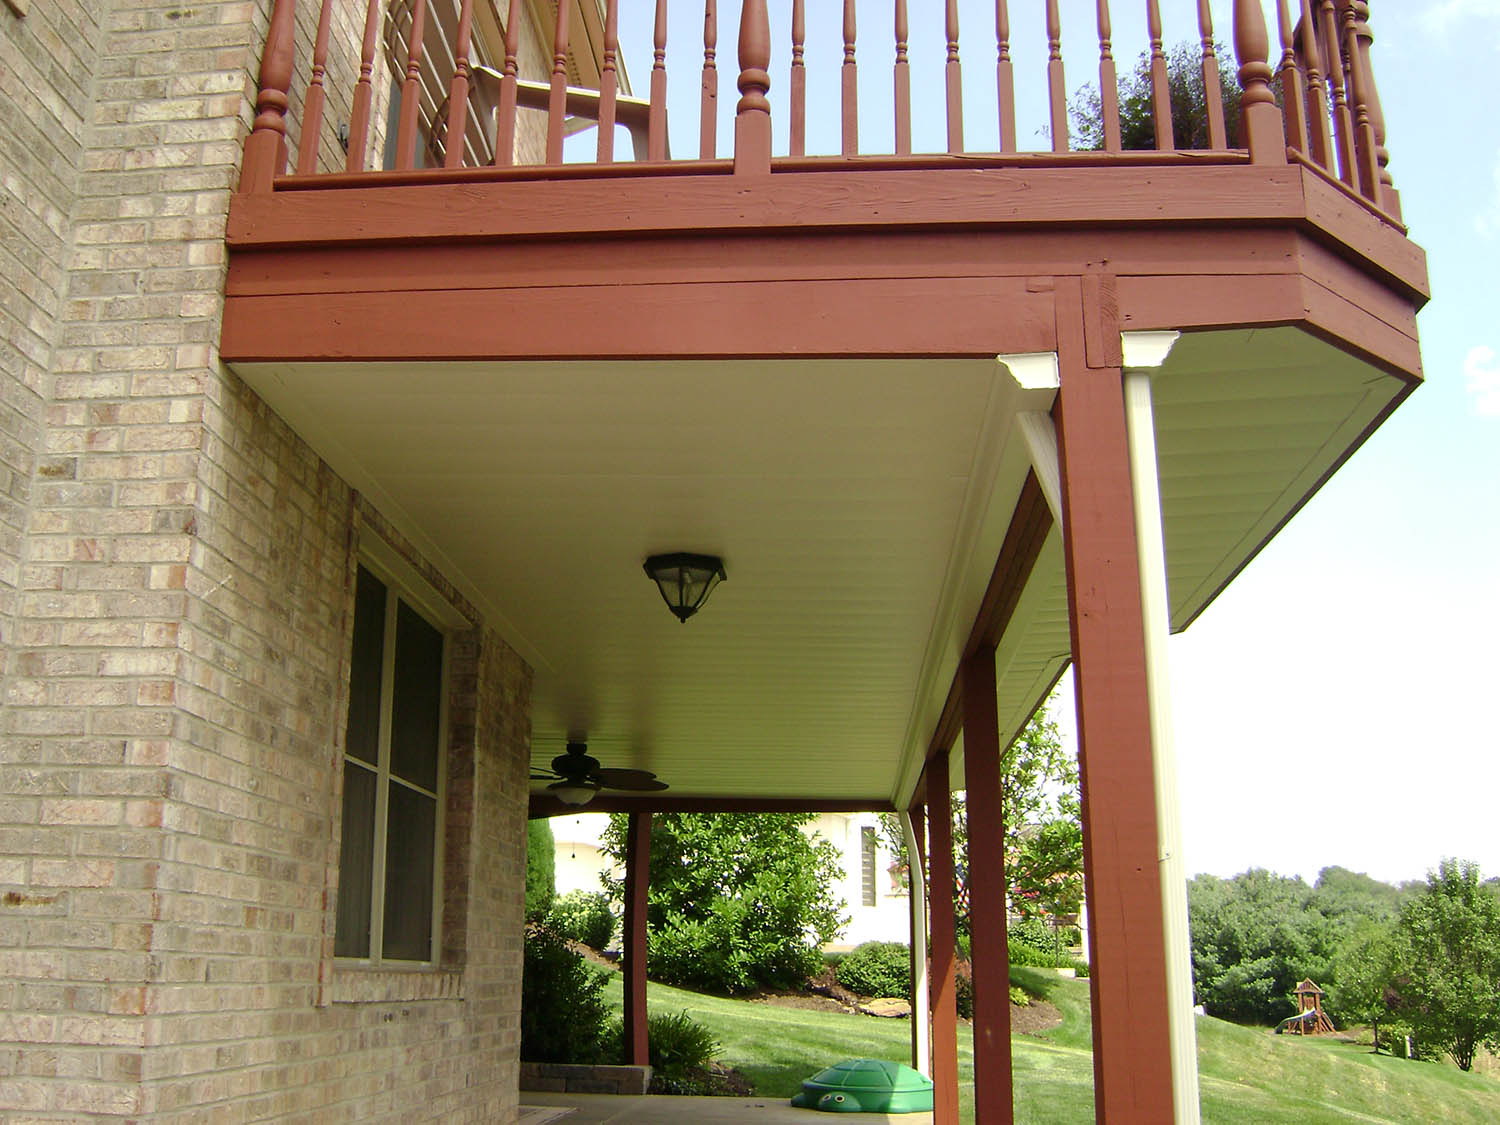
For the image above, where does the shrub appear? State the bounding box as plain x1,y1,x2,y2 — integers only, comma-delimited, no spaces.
525,820,555,923
548,890,616,950
520,926,613,1063
956,961,973,1019
1010,985,1031,1007
837,941,911,999
648,1010,720,1079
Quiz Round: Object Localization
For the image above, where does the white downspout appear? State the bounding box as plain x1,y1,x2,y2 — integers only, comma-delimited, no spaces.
1121,331,1200,1124
901,809,930,1078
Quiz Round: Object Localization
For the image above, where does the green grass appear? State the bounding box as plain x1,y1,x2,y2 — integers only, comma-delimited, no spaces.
600,968,1500,1123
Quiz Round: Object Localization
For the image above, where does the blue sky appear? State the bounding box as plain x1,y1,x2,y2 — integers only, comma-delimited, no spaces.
590,1,1499,887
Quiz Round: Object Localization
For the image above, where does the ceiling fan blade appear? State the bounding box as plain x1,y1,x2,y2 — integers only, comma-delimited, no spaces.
594,768,669,792
529,771,563,782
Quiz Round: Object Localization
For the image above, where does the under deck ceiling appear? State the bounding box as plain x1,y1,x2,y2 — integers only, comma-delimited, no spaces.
233,327,1406,806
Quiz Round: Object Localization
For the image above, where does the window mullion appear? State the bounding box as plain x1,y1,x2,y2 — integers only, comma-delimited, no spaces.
369,586,400,964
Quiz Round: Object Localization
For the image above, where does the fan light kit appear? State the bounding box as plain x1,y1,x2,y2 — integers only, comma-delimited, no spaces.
532,741,670,807
643,552,726,623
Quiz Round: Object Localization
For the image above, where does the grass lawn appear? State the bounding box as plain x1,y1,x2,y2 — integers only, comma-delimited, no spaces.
600,968,1500,1123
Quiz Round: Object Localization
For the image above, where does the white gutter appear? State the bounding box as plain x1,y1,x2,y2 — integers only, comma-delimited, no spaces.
1121,331,1200,1124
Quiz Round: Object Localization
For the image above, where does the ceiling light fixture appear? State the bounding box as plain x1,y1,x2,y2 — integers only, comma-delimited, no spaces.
643,552,727,623
548,780,600,807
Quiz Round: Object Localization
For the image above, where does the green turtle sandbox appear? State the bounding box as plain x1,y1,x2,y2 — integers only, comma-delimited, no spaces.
789,1058,934,1113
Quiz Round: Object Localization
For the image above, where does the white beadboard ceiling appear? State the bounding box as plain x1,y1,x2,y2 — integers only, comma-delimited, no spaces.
233,327,1405,806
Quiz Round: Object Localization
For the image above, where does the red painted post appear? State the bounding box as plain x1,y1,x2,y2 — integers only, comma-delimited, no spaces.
443,0,478,168
894,0,911,155
925,757,960,1125
1094,0,1121,153
494,0,521,166
622,811,652,1066
1317,0,1356,183
1275,0,1310,156
1197,0,1228,148
962,649,1014,1123
394,0,430,170
1339,0,1380,201
1353,1,1399,216
545,0,570,164
1235,0,1288,163
1045,0,1067,152
598,0,620,162
701,1,719,159
242,0,297,192
1299,0,1334,170
735,0,772,175
1053,277,1175,1123
649,0,669,162
791,0,807,157
944,0,964,153
345,0,382,171
296,0,335,175
1146,0,1174,150
995,1,1016,152
841,0,858,156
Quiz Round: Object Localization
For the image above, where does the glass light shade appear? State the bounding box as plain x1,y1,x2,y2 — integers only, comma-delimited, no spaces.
643,553,727,623
549,781,599,807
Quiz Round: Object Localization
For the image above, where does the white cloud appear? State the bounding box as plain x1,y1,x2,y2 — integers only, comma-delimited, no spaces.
1464,345,1500,416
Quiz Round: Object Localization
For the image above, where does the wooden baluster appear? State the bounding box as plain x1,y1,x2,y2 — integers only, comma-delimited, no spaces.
598,0,619,162
1145,0,1174,149
735,0,772,174
1046,0,1068,152
296,0,334,174
1234,0,1286,162
700,1,718,159
1353,1,1398,216
1317,0,1356,185
790,0,807,156
1340,0,1379,201
243,0,296,191
649,0,668,161
996,1,1016,152
945,0,963,153
894,0,911,155
443,0,478,167
1095,0,1121,152
1275,0,1309,155
394,0,429,169
842,0,858,155
1299,0,1333,170
345,0,381,171
545,0,569,164
1197,0,1227,148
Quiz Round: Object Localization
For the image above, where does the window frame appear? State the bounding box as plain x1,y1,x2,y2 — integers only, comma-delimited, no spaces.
334,546,457,970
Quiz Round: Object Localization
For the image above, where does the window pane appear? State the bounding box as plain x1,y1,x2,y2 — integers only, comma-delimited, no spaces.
390,600,443,791
861,826,877,907
382,783,437,961
334,762,377,958
345,566,387,765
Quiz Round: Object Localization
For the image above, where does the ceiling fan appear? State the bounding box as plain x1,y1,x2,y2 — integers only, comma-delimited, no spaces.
531,741,669,806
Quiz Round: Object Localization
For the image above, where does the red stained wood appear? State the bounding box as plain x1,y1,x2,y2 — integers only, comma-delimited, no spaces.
241,0,296,192
1146,0,1173,151
494,0,521,167
296,0,335,176
345,0,382,173
961,649,1014,1124
442,0,477,169
1046,0,1068,154
1316,0,1356,184
925,756,960,1125
1350,2,1398,215
394,0,429,171
736,0,772,175
1198,0,1228,149
1053,275,1174,1124
1338,2,1379,202
545,0,569,165
598,0,619,163
1275,0,1310,156
842,0,859,156
650,0,668,162
1094,1,1120,153
791,0,807,157
1235,0,1289,164
701,1,719,160
945,0,963,153
894,1,911,155
1299,0,1335,173
622,811,652,1066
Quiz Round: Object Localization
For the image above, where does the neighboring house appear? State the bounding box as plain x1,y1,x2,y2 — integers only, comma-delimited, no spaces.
548,813,909,949
0,1,1426,1122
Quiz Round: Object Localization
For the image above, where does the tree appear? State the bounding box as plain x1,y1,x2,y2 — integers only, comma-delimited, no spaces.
1071,41,1243,152
1327,921,1402,1053
1388,859,1500,1071
879,701,1082,933
525,818,555,922
599,812,845,995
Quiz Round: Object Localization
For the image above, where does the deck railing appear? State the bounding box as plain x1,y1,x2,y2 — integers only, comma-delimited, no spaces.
241,0,1398,220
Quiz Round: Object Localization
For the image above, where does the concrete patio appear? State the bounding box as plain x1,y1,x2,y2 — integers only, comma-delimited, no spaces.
520,1092,935,1123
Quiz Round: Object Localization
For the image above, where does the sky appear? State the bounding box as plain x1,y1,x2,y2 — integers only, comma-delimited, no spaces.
586,2,1500,889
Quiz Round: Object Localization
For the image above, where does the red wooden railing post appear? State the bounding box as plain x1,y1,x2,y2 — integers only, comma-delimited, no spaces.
1353,1,1399,216
296,0,335,175
443,0,478,168
1299,0,1334,171
1146,0,1173,150
345,0,381,171
1275,0,1310,156
494,0,521,166
1198,0,1228,148
735,0,772,175
841,0,859,156
1317,0,1356,184
1046,0,1068,153
894,0,911,155
1234,0,1287,163
598,0,620,163
242,0,296,192
1340,0,1380,204
1095,0,1121,153
701,1,719,159
944,0,963,153
545,0,570,164
790,0,807,157
996,2,1016,153
622,812,652,1067
649,0,668,161
394,0,430,170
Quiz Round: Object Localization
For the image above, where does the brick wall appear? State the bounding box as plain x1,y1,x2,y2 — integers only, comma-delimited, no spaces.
0,0,539,1118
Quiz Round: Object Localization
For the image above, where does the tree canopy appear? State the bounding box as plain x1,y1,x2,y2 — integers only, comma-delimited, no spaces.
1071,41,1242,152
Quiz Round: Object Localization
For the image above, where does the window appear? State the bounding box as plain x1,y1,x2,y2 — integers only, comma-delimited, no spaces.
334,562,449,963
860,826,877,908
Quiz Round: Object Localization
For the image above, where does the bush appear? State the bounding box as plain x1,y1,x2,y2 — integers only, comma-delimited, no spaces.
525,820,555,923
1010,985,1031,1007
648,1010,720,1079
837,941,911,999
548,890,616,950
521,926,613,1063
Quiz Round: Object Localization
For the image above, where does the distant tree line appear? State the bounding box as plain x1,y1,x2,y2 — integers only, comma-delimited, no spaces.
1189,859,1500,1072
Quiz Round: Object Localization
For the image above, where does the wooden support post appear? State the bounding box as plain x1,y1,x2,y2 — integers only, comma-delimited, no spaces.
926,757,960,1125
904,804,930,1076
1235,0,1288,163
622,811,652,1066
242,0,297,192
962,648,1014,1123
735,0,772,174
1054,277,1176,1123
